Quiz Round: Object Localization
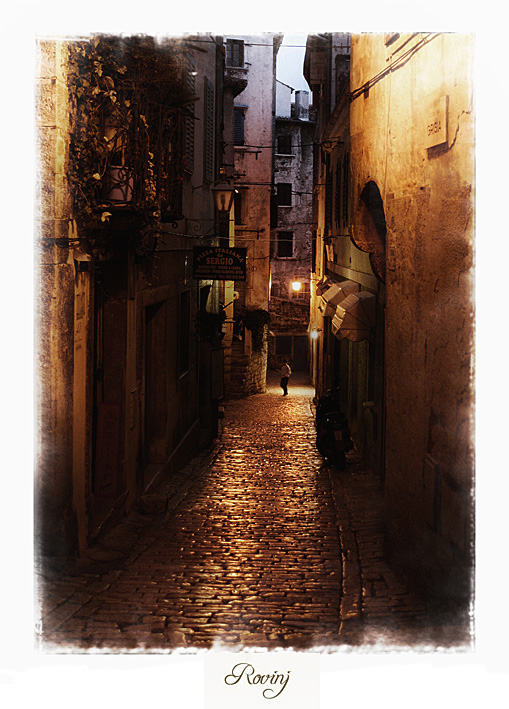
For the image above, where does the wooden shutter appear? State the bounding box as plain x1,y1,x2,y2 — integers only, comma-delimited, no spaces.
185,55,196,171
203,77,214,183
234,108,245,146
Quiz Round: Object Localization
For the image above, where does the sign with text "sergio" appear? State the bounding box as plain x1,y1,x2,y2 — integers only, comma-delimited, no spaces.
193,247,247,281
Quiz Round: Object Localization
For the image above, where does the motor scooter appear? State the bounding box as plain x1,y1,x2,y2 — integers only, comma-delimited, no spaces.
315,386,353,470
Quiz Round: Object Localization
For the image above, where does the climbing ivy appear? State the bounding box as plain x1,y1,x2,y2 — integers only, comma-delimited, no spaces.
67,35,195,254
243,309,271,352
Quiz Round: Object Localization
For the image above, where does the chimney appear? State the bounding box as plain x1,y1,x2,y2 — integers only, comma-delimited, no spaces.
294,90,309,120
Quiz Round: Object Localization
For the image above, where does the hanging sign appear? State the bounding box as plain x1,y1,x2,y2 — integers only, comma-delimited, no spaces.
193,246,247,281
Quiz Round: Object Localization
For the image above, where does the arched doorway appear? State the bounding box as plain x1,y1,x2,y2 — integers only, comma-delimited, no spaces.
353,181,387,283
349,180,386,479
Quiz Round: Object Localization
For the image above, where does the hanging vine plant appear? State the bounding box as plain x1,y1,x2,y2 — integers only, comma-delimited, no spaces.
243,309,271,352
67,34,196,255
194,310,226,343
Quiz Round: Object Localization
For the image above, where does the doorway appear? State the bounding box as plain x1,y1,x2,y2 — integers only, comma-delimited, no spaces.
144,301,168,468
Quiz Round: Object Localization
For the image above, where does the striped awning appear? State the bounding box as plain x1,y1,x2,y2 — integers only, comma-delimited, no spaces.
318,280,360,318
331,291,376,342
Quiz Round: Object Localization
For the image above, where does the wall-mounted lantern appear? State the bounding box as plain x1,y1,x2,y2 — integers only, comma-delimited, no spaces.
310,328,321,340
291,280,302,292
211,179,235,213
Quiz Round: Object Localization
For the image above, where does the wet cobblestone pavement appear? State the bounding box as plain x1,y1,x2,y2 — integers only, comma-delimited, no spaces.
37,372,472,653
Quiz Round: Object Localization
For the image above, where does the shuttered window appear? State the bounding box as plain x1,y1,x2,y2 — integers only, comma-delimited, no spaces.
203,76,214,183
226,39,244,67
234,108,245,146
185,55,196,172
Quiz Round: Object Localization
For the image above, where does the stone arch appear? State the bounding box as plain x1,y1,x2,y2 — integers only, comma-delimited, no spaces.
353,181,387,282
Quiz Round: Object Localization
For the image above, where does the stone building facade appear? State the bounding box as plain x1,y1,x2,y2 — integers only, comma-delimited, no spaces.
268,84,314,373
305,32,474,611
224,34,283,396
36,36,232,560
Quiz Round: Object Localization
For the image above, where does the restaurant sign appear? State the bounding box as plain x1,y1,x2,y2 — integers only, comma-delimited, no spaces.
193,246,247,281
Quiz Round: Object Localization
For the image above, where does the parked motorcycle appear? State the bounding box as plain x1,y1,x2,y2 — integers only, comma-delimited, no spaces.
315,386,353,470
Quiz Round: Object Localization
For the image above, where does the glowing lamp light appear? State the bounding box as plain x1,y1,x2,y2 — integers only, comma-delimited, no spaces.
211,180,235,213
291,280,302,292
310,328,321,340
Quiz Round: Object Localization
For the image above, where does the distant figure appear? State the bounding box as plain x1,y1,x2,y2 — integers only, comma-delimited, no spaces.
280,359,292,396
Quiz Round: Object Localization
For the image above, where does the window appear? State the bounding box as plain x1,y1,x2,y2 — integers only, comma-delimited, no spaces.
334,161,342,227
335,54,350,102
226,39,245,67
275,335,292,355
234,108,245,146
203,77,214,183
342,152,350,226
292,282,308,299
324,155,332,235
179,290,190,374
184,55,196,172
277,134,292,154
277,231,294,258
276,183,292,206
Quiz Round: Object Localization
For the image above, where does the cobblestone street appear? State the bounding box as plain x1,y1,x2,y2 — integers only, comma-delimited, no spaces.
37,373,472,653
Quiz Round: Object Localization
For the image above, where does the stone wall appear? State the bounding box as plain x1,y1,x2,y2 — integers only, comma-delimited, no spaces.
35,41,78,558
243,327,269,396
350,33,474,606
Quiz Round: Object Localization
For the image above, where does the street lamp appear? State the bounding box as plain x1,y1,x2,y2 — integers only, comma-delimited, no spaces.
291,280,302,293
310,328,321,340
211,179,235,213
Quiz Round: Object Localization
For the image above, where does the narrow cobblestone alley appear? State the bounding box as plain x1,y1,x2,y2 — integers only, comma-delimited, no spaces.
38,373,472,653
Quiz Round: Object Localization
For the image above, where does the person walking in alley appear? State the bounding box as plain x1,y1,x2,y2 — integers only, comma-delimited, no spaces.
280,359,292,396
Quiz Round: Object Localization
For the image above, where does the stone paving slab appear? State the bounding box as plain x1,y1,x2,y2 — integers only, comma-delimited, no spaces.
36,371,472,653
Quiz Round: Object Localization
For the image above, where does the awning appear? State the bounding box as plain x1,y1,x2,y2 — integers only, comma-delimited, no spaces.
332,291,376,342
315,277,332,296
319,280,360,318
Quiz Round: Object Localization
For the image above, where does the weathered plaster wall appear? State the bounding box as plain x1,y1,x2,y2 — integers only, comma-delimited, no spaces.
36,41,78,557
350,33,474,603
232,35,277,393
272,118,314,305
233,35,275,311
